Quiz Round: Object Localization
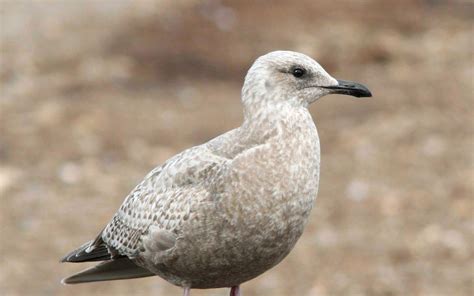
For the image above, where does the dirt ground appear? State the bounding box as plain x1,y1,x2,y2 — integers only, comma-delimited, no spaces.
0,1,472,295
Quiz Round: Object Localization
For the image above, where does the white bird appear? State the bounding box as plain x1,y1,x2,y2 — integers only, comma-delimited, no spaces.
61,50,372,296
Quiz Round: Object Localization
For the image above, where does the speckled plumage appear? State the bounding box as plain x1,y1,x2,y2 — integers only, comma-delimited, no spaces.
62,51,371,294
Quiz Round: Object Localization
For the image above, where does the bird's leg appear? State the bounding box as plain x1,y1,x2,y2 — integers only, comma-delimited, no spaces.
230,286,241,296
183,287,191,296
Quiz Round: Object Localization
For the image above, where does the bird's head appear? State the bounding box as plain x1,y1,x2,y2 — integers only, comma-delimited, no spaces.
242,51,372,112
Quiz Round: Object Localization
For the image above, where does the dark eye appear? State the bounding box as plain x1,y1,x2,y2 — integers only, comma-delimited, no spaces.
292,67,306,78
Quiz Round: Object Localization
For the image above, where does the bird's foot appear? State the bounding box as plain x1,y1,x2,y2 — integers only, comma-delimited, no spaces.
183,287,190,296
230,285,241,296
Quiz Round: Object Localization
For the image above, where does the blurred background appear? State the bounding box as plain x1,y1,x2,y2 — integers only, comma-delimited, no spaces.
0,0,472,295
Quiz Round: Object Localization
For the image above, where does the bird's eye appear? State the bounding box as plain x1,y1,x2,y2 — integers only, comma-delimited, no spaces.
292,68,306,78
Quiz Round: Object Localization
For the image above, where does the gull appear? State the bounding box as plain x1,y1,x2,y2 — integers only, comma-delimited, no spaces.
61,50,372,296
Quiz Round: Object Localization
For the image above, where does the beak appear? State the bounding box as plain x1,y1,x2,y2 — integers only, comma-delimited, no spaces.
323,79,372,98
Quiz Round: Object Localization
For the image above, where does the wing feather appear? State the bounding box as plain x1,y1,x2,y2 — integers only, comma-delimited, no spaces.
100,145,229,257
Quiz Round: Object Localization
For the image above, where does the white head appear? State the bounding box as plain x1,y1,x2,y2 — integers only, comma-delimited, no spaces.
242,51,371,115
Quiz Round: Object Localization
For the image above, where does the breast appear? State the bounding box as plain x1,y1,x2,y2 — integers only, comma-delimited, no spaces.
180,113,320,285
152,110,321,288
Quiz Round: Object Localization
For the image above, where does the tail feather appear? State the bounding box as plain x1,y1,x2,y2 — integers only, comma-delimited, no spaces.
62,258,154,284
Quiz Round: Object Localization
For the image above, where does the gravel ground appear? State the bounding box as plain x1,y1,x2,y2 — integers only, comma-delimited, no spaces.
1,1,472,295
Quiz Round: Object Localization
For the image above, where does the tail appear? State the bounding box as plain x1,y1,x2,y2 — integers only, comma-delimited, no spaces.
61,236,154,284
62,257,154,284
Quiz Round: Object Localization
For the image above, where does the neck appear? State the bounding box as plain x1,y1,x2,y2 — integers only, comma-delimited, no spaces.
207,100,318,160
240,101,314,143
242,99,306,124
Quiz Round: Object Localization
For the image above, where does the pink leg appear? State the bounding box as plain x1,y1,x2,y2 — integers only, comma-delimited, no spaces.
183,287,191,296
230,285,241,296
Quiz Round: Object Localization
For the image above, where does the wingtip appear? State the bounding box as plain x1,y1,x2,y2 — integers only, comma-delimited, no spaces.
60,252,77,263
59,254,70,263
60,240,112,263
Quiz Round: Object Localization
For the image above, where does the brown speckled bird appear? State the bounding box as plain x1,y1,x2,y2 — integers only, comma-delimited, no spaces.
61,51,372,296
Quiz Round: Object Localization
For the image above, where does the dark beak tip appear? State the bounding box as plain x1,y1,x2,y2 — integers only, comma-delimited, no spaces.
358,84,372,98
330,79,373,99
357,88,372,98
